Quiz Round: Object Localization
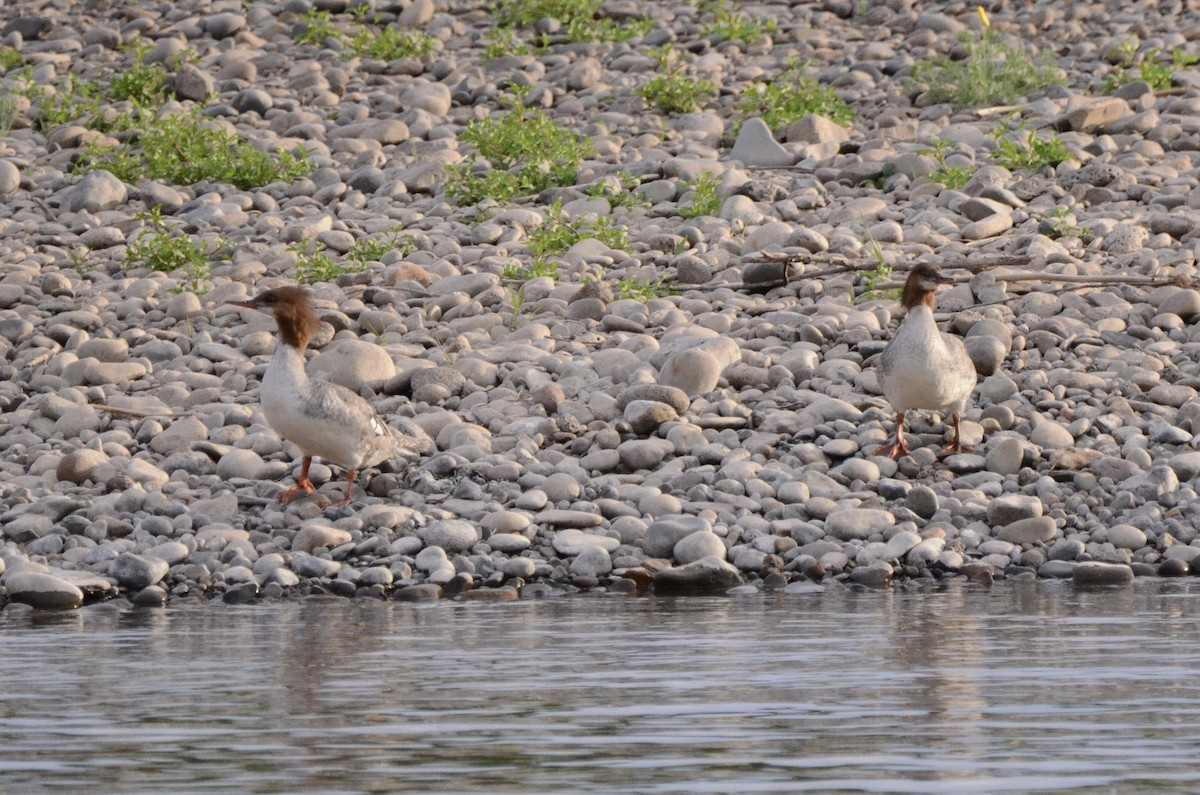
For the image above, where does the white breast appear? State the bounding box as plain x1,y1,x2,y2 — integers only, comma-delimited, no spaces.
880,305,974,414
261,345,368,469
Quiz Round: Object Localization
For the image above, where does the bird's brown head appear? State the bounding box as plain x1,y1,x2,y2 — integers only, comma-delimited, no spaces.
900,263,953,311
230,286,323,350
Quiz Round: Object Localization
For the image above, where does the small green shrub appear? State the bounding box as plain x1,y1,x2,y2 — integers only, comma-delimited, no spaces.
679,172,722,219
84,109,312,189
587,174,650,209
296,9,343,46
126,208,218,293
528,201,630,262
911,18,1065,107
502,259,559,283
638,45,717,115
346,228,416,265
483,26,531,59
859,226,898,302
1040,207,1093,242
990,122,1069,172
740,60,854,135
496,0,651,44
109,38,171,107
700,0,776,45
348,25,436,60
291,242,363,284
0,97,20,137
920,140,975,189
1103,39,1199,92
616,275,675,302
449,87,593,204
19,74,105,131
0,47,24,72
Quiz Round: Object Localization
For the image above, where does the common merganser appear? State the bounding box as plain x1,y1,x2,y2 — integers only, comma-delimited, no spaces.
230,286,430,507
874,263,977,460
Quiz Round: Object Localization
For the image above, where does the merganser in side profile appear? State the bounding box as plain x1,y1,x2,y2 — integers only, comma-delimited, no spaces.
230,286,430,507
874,263,977,460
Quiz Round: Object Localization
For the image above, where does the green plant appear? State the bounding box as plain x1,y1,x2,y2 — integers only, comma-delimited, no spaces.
349,25,436,60
615,275,676,302
527,201,630,264
701,0,776,45
638,45,717,115
0,97,19,137
67,248,91,278
740,60,854,136
990,121,1069,172
296,9,343,46
504,284,542,329
0,47,24,72
859,225,898,301
587,174,650,209
449,86,593,204
291,241,363,283
911,11,1065,107
502,259,559,282
1041,207,1093,242
1104,41,1199,92
678,172,722,219
126,208,218,293
496,0,651,44
109,38,171,108
919,140,975,189
484,26,531,59
346,228,416,265
21,74,105,131
1105,36,1139,66
83,109,312,189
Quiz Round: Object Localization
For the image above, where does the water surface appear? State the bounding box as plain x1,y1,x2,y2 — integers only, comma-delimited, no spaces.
3,580,1200,794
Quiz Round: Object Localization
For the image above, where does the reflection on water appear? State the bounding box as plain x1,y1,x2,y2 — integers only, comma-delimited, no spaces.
3,581,1200,794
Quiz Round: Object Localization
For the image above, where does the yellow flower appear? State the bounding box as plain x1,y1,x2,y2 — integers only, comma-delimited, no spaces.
977,5,991,29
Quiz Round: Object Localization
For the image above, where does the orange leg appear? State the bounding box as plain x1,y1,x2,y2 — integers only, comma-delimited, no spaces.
938,413,972,457
325,469,358,508
278,456,317,505
873,412,910,460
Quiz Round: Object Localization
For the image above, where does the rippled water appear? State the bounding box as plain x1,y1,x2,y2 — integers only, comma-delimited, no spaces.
4,580,1200,794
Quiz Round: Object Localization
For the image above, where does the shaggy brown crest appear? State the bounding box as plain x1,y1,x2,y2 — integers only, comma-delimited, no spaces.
246,286,324,350
900,262,951,311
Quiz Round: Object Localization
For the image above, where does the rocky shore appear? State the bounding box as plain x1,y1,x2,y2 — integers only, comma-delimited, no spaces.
3,0,1200,609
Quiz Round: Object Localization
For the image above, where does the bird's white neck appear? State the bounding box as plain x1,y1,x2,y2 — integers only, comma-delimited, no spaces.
265,343,310,395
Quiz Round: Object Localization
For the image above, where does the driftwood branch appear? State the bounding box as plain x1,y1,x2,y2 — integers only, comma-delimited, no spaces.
95,404,189,420
734,251,1190,292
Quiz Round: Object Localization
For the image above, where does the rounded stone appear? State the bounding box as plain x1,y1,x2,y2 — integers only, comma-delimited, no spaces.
1073,562,1134,586
643,516,712,558
110,552,170,591
3,571,84,609
987,495,1043,526
904,485,939,519
309,339,397,391
673,529,727,564
1107,524,1147,550
292,523,352,553
56,448,109,485
0,160,19,195
1030,421,1074,450
417,520,480,553
651,556,743,595
824,509,895,541
658,349,722,397
569,545,613,577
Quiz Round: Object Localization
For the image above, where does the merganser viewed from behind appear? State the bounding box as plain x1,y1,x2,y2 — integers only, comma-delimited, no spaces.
230,286,430,507
874,263,978,460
